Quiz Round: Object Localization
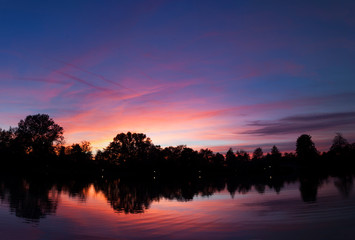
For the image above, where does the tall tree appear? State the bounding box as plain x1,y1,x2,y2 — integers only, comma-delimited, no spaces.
104,132,153,166
0,128,16,157
226,148,237,169
271,145,281,158
330,133,349,153
296,134,318,159
252,147,263,160
68,141,93,162
0,128,14,149
16,114,63,156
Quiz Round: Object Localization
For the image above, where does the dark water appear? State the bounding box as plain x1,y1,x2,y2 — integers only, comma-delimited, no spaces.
0,175,354,240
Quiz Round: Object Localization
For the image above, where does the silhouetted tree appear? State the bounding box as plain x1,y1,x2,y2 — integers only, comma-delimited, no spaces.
198,148,215,171
58,146,66,159
296,134,318,160
95,149,106,161
199,148,213,162
180,147,200,172
0,128,16,157
103,132,153,168
271,145,281,158
16,114,63,157
252,147,263,160
330,133,349,153
268,145,282,170
251,147,265,173
284,152,296,160
211,152,225,171
225,148,237,170
0,128,12,147
68,141,93,162
236,150,250,162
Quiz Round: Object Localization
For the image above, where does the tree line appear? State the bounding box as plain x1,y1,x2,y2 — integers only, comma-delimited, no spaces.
1,114,355,177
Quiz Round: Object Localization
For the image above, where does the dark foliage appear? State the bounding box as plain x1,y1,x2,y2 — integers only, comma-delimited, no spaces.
296,134,319,160
16,114,63,158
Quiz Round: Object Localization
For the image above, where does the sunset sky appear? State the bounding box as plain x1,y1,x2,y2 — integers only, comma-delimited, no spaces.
1,0,355,152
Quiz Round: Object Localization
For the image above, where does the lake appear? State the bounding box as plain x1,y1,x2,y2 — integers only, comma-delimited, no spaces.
0,175,354,239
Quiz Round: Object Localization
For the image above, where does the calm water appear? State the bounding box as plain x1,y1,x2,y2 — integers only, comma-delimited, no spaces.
0,175,354,240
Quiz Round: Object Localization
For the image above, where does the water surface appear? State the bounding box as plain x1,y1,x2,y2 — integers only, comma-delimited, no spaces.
0,176,354,240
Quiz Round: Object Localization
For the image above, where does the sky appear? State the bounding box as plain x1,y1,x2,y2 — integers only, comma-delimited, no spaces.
0,0,355,153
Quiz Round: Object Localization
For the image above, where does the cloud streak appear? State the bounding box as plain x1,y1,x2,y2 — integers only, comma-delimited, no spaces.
243,111,355,136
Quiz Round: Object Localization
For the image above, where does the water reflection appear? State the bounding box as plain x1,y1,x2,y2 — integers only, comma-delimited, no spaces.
299,176,322,203
0,174,354,222
0,177,58,222
334,175,353,198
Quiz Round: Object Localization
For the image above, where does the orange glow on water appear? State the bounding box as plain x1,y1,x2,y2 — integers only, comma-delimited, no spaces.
49,181,344,240
1,179,354,240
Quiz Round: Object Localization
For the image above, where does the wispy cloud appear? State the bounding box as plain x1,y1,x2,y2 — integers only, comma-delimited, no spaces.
243,111,355,136
43,55,133,91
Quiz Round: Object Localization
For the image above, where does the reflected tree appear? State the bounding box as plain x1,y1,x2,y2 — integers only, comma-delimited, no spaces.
0,177,58,222
334,175,353,198
299,176,321,202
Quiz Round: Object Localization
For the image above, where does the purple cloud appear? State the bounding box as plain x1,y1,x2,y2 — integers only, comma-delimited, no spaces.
243,112,355,136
